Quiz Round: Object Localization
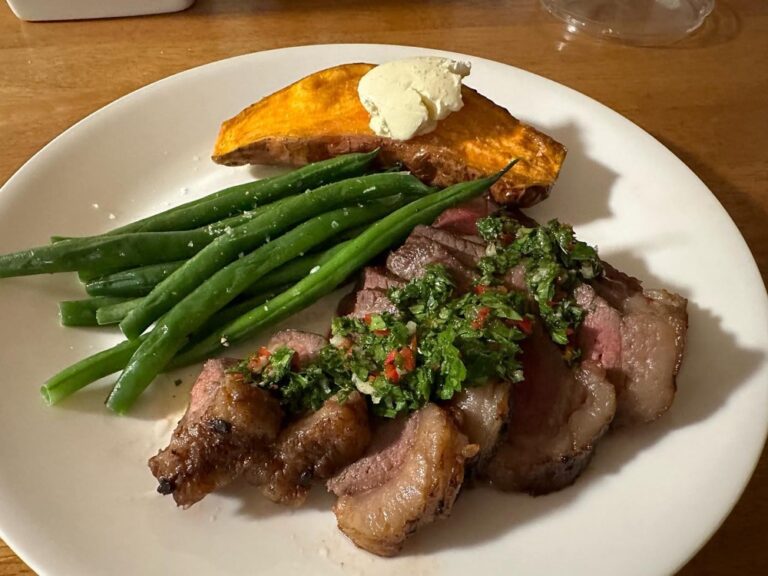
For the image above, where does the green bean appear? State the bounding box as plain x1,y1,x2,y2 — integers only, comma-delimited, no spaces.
78,268,119,283
58,297,131,327
175,163,516,367
93,244,354,326
85,261,186,297
0,229,214,278
96,298,143,325
0,154,378,279
87,234,354,299
105,151,377,234
75,206,275,290
189,288,286,339
243,240,351,294
119,172,432,340
3,199,283,280
107,198,406,413
204,206,267,234
41,289,281,406
93,241,353,323
41,337,145,406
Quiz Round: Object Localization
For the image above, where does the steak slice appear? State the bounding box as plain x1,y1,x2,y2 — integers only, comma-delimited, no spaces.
148,359,283,507
267,329,327,366
615,289,687,426
340,288,398,318
592,262,644,308
359,266,405,292
446,381,512,469
387,236,477,293
411,225,487,268
329,404,477,556
484,323,616,494
580,269,688,426
575,283,623,382
249,392,371,506
338,266,403,318
432,196,499,235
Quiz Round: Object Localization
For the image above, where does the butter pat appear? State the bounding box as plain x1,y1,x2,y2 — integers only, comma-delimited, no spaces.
358,57,471,141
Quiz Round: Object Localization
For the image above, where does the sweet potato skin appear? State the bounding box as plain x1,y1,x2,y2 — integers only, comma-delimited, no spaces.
213,63,566,207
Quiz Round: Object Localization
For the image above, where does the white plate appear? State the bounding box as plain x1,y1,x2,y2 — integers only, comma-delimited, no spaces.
0,44,766,576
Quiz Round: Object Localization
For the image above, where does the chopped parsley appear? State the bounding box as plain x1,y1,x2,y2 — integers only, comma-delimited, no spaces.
231,214,602,418
231,265,528,418
477,215,602,348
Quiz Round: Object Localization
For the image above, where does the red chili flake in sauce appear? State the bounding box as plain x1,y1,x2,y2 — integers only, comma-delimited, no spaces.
472,306,491,330
514,317,534,335
247,346,272,372
399,347,415,371
384,363,400,383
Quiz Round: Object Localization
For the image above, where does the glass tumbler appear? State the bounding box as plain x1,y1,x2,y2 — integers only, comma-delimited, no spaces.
540,0,716,45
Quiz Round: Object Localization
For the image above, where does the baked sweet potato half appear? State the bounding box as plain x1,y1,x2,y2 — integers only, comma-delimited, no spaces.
212,63,566,207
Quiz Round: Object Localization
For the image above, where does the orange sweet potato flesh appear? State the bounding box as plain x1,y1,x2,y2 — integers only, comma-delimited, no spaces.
212,63,566,207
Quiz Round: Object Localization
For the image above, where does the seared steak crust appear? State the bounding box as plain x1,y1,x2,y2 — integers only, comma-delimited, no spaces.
148,359,283,507
249,392,371,506
329,404,477,556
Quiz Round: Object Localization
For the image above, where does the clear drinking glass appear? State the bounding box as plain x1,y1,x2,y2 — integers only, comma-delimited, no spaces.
540,0,716,45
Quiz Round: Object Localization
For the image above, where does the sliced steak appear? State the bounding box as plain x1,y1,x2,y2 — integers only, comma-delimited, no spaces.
359,266,405,292
615,289,687,425
148,359,283,507
592,262,644,307
432,196,499,235
327,413,417,497
267,329,327,366
249,392,371,506
341,288,398,318
446,381,512,469
329,404,477,556
580,269,688,426
575,283,623,381
386,236,477,293
411,225,487,267
642,288,688,376
484,323,616,494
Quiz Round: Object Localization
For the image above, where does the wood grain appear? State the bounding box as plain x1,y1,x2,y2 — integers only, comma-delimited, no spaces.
0,0,766,574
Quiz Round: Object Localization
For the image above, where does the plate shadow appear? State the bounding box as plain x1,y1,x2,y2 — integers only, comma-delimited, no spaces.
529,120,618,227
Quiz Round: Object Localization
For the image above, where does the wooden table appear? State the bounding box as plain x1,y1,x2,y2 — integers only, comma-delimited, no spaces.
0,0,766,574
